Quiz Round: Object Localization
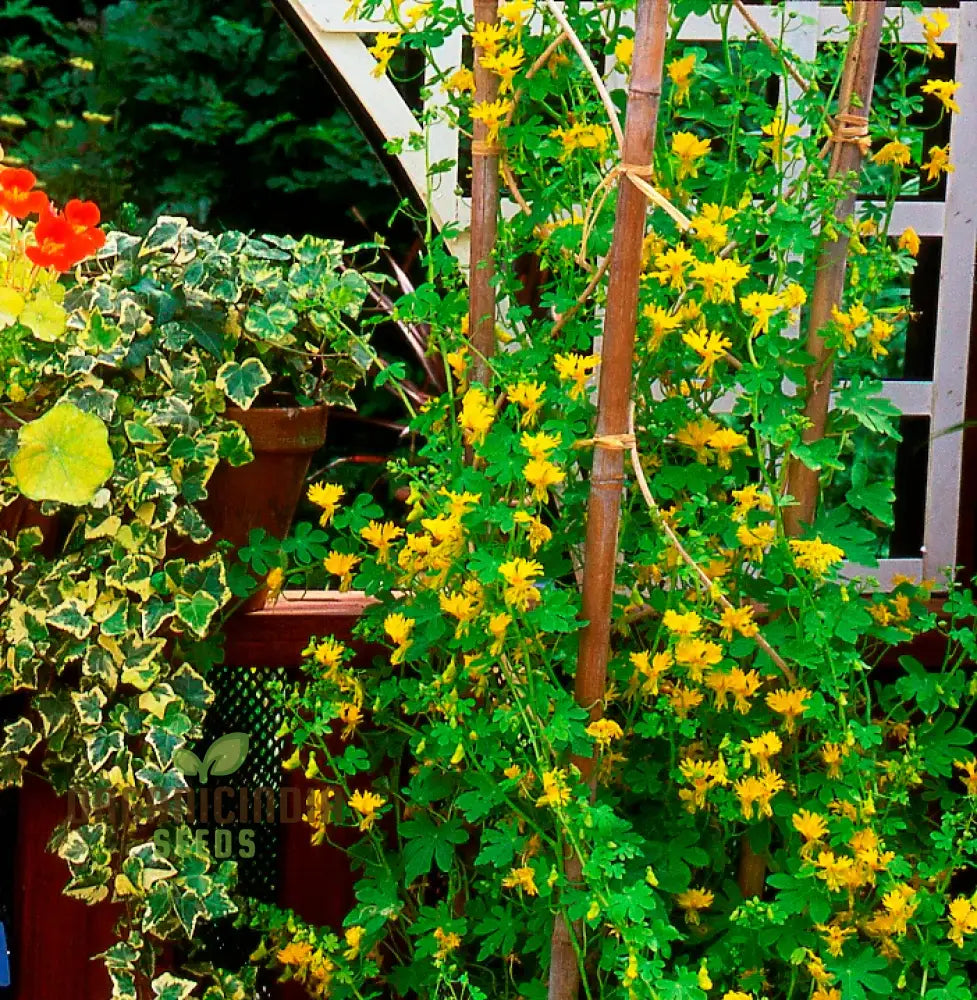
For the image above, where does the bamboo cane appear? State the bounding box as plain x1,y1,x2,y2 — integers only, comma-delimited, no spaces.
469,0,501,385
738,0,886,903
546,3,669,998
782,1,886,537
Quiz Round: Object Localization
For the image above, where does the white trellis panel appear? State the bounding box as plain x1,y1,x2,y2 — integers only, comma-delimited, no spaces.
285,1,977,586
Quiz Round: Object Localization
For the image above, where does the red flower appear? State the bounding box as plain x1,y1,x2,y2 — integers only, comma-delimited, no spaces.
0,168,48,219
63,198,106,255
25,201,104,272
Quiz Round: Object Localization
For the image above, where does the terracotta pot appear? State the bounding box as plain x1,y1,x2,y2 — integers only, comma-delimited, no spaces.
0,412,62,555
171,405,329,609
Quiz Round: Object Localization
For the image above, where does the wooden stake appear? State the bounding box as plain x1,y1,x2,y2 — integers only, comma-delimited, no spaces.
740,0,886,903
546,3,669,998
783,1,886,537
469,0,501,385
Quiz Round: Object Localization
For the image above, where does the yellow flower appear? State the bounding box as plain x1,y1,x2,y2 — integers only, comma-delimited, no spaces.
471,98,513,142
502,865,538,895
614,36,634,68
499,557,543,610
740,290,784,336
740,731,782,771
521,430,561,459
368,32,401,77
677,756,728,811
459,386,496,446
265,567,285,604
554,352,600,399
323,551,361,591
348,789,385,830
67,56,94,71
472,20,509,56
668,53,696,104
690,257,750,304
439,590,479,635
676,417,721,462
697,964,712,991
313,637,347,673
792,809,829,846
650,244,695,290
736,522,776,561
719,605,757,640
762,114,800,162
789,537,845,577
662,608,701,637
817,922,855,957
523,458,564,502
947,895,977,947
691,203,736,252
433,926,462,960
643,303,681,350
922,144,953,182
675,887,714,924
922,79,962,115
708,427,750,469
674,637,722,682
551,122,611,157
488,612,511,654
277,941,314,965
401,2,430,27
498,0,532,25
734,771,785,819
954,758,977,795
361,520,405,563
682,326,731,377
722,993,754,1000
586,717,623,749
630,649,672,697
444,67,475,93
898,226,920,257
481,46,524,92
766,687,812,733
81,111,112,125
669,683,704,719
513,510,552,552
731,484,774,520
536,768,571,807
508,381,545,426
873,140,912,167
920,10,950,60
338,702,363,740
308,482,345,524
671,131,711,180
344,925,365,960
867,316,894,359
384,613,414,663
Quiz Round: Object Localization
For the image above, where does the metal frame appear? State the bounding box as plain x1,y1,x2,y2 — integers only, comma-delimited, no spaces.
282,0,977,585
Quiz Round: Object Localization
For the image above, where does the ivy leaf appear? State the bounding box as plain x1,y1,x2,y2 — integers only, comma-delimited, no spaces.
140,217,189,257
151,972,197,1000
215,358,271,409
11,403,114,505
174,591,221,636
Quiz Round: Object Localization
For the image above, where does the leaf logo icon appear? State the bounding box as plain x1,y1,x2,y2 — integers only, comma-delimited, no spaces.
174,732,250,784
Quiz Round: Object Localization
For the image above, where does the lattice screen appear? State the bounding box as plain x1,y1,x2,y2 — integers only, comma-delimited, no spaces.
284,0,977,586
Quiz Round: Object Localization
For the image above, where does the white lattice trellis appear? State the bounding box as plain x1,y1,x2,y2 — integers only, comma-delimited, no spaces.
283,0,977,585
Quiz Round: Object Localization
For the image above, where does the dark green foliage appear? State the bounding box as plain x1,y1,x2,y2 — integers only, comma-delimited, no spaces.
0,0,396,235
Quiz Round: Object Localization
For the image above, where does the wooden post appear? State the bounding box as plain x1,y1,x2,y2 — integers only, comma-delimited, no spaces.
469,0,501,384
739,0,886,904
546,3,669,998
783,1,886,536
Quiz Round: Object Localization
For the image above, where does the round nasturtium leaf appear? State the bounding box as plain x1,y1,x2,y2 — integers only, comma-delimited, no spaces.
11,403,114,505
20,294,67,342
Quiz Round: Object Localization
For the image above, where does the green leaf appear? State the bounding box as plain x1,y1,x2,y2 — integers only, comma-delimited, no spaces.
174,591,221,636
11,403,114,505
174,748,203,778
215,358,271,409
151,972,197,1000
140,217,189,258
827,947,892,1000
